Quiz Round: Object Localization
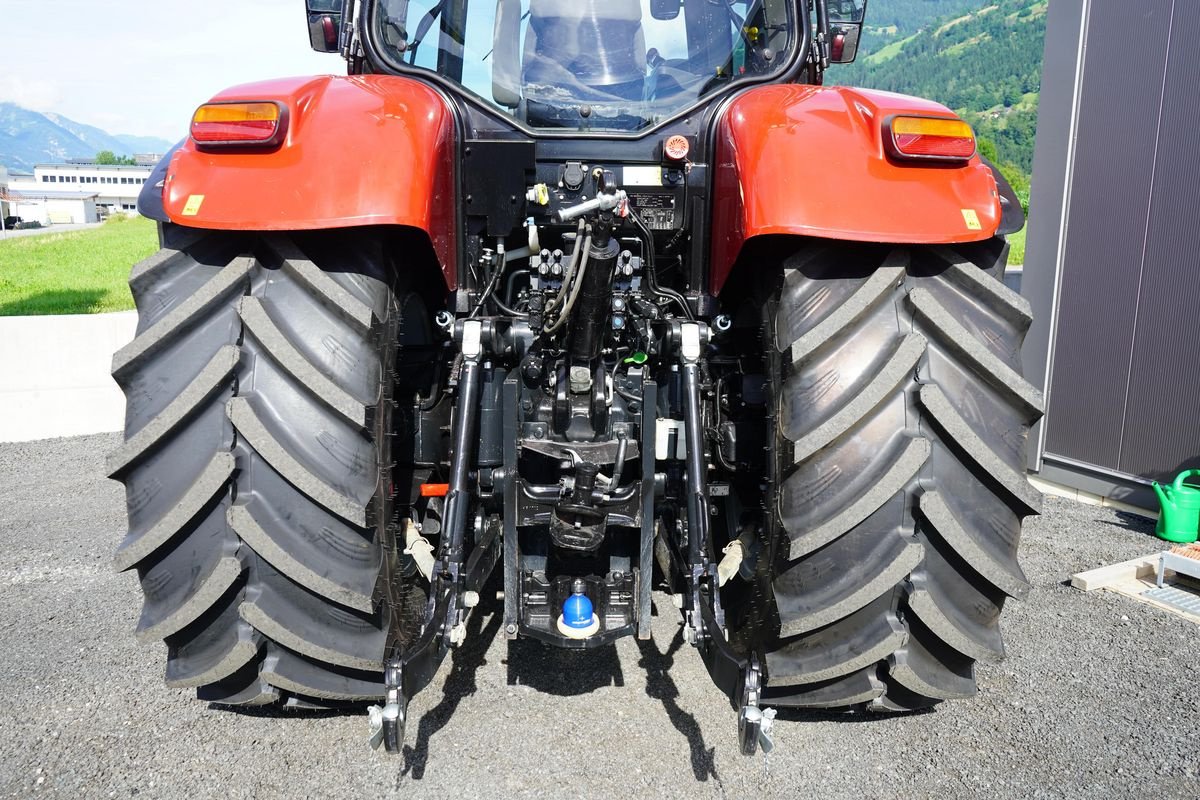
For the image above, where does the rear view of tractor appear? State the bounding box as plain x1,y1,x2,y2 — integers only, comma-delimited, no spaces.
111,0,1041,755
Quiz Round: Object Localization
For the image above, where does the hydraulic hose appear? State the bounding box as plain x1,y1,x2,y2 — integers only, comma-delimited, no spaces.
469,241,506,318
545,220,586,316
544,233,592,334
627,208,693,320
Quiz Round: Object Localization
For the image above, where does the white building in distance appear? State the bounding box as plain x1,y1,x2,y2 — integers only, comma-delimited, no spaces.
6,161,158,223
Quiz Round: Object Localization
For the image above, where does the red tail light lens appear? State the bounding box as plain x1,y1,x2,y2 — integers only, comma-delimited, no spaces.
321,16,339,50
884,115,976,163
191,102,286,147
830,33,846,61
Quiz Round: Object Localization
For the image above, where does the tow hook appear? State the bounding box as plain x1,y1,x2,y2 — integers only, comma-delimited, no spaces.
369,660,407,753
738,658,776,756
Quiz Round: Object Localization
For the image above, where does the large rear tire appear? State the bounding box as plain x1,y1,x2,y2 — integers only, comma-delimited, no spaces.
757,238,1042,711
110,224,425,707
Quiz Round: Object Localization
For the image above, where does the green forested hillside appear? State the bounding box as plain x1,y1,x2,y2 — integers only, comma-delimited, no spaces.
834,0,1047,203
862,0,993,34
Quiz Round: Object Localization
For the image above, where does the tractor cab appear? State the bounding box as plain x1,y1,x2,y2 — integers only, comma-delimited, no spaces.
380,0,794,130
312,0,864,131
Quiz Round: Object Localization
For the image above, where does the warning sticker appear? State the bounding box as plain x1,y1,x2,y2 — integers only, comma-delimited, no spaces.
961,208,981,230
182,195,205,216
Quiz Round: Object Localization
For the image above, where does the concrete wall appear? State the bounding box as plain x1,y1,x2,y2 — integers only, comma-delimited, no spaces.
0,311,135,442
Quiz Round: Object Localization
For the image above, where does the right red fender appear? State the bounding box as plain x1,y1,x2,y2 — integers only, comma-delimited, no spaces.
710,84,1003,294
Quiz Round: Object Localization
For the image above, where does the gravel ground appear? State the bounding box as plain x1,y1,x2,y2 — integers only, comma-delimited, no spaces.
0,433,1197,799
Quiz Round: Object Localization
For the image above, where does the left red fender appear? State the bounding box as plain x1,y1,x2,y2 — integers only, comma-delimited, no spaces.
164,75,458,288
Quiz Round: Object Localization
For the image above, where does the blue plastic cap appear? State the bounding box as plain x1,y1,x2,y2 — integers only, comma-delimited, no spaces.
562,592,594,629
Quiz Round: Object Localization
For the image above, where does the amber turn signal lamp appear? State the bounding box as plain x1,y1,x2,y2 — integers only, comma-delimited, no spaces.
191,102,287,147
884,115,976,163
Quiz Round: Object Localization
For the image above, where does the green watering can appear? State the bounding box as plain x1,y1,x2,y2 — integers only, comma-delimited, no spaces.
1152,469,1200,544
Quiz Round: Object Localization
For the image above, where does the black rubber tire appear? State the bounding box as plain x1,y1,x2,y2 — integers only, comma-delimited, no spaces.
758,237,1043,711
109,224,420,707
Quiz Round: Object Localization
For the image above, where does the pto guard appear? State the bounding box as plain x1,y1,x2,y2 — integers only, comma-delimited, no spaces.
161,75,458,288
710,85,1003,294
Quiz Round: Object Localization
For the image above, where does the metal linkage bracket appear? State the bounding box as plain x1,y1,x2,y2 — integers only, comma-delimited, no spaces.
367,318,503,755
737,657,776,756
369,660,408,753
672,321,774,755
675,321,717,646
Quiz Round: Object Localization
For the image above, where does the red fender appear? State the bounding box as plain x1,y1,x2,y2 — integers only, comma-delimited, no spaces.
164,75,458,288
710,84,1002,295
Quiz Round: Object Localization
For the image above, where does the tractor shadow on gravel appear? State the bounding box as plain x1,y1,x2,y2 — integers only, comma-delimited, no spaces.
401,584,506,781
635,629,721,782
504,610,720,782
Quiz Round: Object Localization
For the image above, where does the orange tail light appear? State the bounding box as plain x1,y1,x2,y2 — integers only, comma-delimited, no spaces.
884,115,976,163
190,102,287,147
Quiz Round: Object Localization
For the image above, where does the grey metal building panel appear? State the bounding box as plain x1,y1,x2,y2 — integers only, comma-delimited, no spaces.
1021,0,1087,469
1043,0,1175,470
1119,2,1200,480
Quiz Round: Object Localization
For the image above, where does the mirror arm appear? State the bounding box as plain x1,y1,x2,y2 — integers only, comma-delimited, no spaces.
813,0,830,70
342,0,359,60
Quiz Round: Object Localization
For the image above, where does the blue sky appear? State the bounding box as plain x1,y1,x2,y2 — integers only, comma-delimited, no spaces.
0,0,338,140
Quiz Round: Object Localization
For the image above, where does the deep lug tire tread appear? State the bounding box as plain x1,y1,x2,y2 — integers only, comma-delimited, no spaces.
760,238,1042,712
111,227,402,706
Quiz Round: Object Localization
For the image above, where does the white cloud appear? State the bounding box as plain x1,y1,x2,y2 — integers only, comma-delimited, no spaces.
0,77,63,112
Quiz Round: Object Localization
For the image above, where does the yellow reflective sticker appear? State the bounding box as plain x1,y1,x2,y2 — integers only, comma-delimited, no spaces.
961,208,981,230
182,195,205,216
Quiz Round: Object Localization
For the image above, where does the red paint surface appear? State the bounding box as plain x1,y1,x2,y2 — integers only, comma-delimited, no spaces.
165,75,458,288
710,84,1001,294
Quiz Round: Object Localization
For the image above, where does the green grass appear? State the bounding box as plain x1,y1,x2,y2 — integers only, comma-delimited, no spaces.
1007,225,1027,265
864,32,919,64
0,216,156,316
0,213,1029,313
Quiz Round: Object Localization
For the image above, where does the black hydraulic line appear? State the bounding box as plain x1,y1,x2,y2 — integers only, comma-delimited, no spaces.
490,293,528,317
496,268,531,316
470,260,504,318
627,208,694,321
610,432,628,489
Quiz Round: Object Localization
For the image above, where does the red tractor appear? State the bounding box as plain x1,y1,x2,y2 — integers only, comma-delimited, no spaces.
111,0,1040,755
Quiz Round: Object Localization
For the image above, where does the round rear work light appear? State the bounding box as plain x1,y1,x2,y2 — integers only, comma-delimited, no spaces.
663,135,690,162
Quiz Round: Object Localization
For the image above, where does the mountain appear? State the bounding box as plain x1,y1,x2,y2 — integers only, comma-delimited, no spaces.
834,0,1047,200
0,104,174,172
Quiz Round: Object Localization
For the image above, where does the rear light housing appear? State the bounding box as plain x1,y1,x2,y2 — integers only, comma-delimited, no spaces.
190,101,287,148
883,115,976,163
